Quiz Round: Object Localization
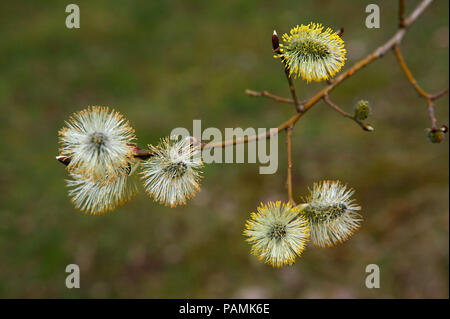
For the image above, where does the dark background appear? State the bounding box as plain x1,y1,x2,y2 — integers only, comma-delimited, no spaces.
0,0,448,298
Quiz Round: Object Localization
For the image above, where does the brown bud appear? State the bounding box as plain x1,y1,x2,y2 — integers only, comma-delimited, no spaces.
426,128,447,143
56,155,71,166
272,30,279,52
127,143,141,152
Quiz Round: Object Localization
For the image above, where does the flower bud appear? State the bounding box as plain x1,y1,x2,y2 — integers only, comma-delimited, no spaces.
275,23,346,82
272,30,279,52
354,100,371,121
426,126,448,143
300,180,362,247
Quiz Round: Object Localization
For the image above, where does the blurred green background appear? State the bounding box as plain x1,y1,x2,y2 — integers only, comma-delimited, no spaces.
0,0,448,298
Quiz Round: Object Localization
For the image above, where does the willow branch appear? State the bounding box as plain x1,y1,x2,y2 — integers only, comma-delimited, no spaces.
283,67,304,113
323,94,353,119
134,149,155,160
245,89,295,104
405,0,433,26
323,94,372,131
285,126,295,205
399,0,406,28
55,0,442,167
393,45,429,99
430,88,449,101
428,102,437,129
393,44,448,129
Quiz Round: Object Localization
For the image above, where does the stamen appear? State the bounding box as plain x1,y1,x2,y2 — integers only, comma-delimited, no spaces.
269,223,287,240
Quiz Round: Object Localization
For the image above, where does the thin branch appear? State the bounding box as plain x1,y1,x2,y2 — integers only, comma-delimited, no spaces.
393,45,429,99
245,89,295,104
323,94,372,131
202,125,288,150
129,144,156,159
285,126,295,205
430,87,449,101
134,149,155,160
399,0,406,28
282,63,304,113
393,44,448,129
404,0,433,26
428,101,437,130
323,95,353,119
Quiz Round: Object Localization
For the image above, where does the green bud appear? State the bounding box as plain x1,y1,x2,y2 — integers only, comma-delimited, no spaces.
426,126,448,143
354,100,371,121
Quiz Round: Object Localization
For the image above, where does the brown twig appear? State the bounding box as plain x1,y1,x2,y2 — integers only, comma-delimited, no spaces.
322,94,373,131
129,144,156,160
399,0,406,28
393,45,429,99
283,63,304,113
405,0,433,26
323,94,353,119
134,149,155,160
428,102,438,129
285,126,295,205
393,44,448,129
245,89,295,104
430,88,449,101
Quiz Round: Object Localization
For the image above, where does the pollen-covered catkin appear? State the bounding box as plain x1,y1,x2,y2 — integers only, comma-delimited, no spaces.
140,136,203,207
300,180,362,247
244,201,310,267
275,23,346,82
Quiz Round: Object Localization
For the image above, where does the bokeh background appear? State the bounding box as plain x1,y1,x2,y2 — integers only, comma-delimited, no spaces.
0,0,448,298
